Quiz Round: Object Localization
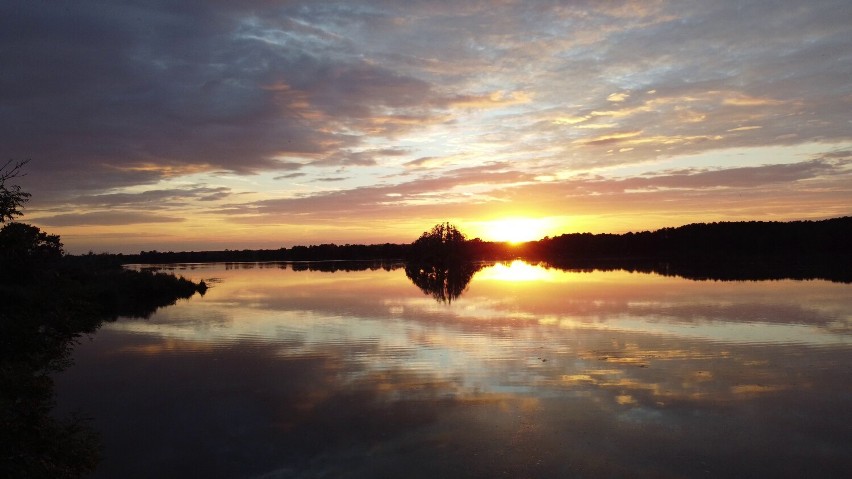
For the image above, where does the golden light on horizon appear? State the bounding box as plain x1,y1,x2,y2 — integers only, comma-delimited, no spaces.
474,217,556,243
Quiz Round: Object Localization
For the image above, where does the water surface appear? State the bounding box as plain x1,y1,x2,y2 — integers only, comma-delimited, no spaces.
55,261,852,478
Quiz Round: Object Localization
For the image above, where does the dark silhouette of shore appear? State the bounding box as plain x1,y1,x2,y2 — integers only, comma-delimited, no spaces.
1,163,211,477
1,232,205,477
116,217,852,283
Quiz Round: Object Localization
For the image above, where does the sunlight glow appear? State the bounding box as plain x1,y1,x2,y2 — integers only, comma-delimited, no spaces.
477,260,558,282
476,217,554,243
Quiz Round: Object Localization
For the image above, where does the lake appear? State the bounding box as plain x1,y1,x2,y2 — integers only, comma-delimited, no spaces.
54,261,852,478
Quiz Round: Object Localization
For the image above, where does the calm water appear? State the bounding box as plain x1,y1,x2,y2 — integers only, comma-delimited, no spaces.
54,261,852,478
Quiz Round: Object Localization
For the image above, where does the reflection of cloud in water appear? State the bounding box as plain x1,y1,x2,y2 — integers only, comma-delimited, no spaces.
58,262,852,478
104,263,851,398
146,262,852,343
60,323,852,478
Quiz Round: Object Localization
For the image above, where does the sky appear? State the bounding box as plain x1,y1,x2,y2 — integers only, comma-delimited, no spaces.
2,0,851,254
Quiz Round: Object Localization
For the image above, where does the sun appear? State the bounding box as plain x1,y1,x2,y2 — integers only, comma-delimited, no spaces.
477,217,552,244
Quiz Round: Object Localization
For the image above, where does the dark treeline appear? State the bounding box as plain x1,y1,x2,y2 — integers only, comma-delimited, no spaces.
124,242,410,264
517,216,852,262
116,217,852,283
509,216,852,283
148,259,404,273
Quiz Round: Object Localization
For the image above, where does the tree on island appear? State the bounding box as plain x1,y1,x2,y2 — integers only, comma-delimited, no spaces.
406,222,482,303
409,222,469,263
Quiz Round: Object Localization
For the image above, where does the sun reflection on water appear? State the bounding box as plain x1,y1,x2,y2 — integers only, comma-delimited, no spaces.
476,260,559,282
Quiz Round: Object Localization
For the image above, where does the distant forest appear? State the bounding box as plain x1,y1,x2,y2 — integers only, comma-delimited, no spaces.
120,216,852,265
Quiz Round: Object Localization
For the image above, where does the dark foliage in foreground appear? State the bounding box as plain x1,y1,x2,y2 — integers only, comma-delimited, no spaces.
1,166,203,477
0,159,31,223
1,224,204,478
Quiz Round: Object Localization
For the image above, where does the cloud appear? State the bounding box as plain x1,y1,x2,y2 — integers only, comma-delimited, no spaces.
2,0,850,250
313,177,349,182
72,187,234,208
218,161,536,221
577,131,643,146
37,211,185,227
542,159,845,198
488,157,852,222
404,156,440,168
402,153,477,171
275,173,307,180
0,2,456,200
311,148,408,167
619,160,839,190
444,90,533,109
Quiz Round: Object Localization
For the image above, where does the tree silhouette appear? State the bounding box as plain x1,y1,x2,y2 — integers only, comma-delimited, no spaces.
0,165,204,477
0,223,64,277
0,159,31,223
405,262,483,303
405,223,482,302
409,222,468,263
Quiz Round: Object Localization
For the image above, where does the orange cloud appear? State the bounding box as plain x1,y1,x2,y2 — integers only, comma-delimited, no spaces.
446,90,533,109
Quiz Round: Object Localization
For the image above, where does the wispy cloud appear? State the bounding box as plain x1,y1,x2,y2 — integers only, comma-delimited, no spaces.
2,0,850,251
38,211,185,227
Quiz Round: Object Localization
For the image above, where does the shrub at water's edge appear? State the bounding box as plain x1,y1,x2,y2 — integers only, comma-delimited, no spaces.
1,221,205,478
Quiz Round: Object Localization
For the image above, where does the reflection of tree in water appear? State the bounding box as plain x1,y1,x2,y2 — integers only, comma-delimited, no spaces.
405,262,484,303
